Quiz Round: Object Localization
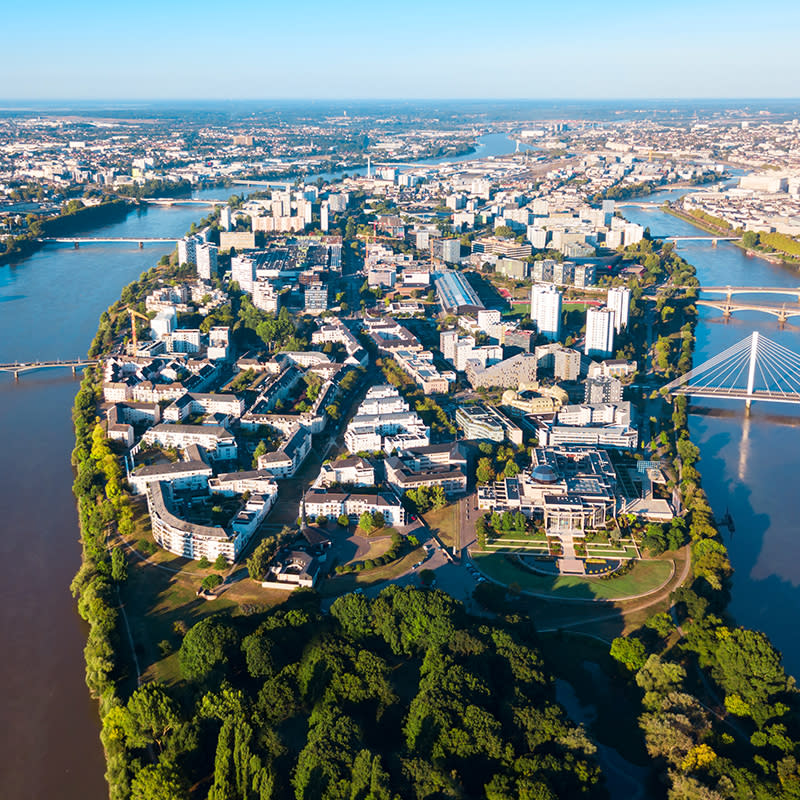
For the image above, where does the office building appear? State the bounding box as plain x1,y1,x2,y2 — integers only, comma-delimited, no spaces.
607,286,630,332
466,352,538,389
455,404,523,445
585,307,616,358
434,238,461,264
584,376,623,404
530,284,562,341
304,282,328,313
477,446,618,534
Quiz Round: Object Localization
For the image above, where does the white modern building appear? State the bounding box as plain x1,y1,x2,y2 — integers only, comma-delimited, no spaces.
196,243,218,280
530,284,562,341
302,490,407,527
606,286,631,333
585,307,616,358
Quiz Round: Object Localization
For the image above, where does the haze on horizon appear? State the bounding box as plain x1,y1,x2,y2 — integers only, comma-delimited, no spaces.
6,0,800,101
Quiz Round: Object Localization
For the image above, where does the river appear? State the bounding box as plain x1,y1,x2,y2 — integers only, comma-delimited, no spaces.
0,133,527,800
623,191,800,676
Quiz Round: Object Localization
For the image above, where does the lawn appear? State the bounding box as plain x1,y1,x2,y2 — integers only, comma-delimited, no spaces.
423,504,458,549
472,553,673,601
318,546,426,597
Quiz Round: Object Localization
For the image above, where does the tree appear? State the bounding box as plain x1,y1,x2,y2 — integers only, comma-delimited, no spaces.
503,458,519,478
742,230,759,248
213,553,228,571
712,628,791,727
130,760,188,800
373,511,385,530
110,546,127,582
252,440,267,468
178,617,239,681
476,457,495,484
359,511,375,534
315,514,328,525
430,485,447,510
198,555,211,569
123,683,181,751
241,628,275,679
337,514,350,527
646,612,676,639
610,636,647,671
202,574,223,592
419,569,435,587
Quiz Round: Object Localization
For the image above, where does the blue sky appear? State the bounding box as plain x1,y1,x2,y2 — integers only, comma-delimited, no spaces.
5,0,800,99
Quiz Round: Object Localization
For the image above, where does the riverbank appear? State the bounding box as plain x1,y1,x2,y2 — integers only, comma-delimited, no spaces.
663,203,800,267
0,198,133,266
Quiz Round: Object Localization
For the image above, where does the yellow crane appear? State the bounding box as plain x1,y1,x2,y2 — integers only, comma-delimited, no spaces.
110,306,151,351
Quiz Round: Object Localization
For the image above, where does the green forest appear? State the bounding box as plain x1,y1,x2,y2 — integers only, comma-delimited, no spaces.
103,587,603,800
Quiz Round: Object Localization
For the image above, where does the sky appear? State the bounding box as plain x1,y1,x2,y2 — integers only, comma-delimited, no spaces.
5,0,800,100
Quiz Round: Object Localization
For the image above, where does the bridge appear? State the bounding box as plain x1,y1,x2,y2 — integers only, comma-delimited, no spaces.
699,286,800,300
667,285,800,321
36,237,179,248
695,299,800,323
141,198,226,206
663,332,800,409
0,358,98,380
663,236,740,242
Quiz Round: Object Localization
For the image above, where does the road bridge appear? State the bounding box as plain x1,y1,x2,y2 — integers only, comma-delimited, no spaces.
696,299,800,322
36,237,179,248
664,332,800,409
0,358,98,380
668,285,800,302
663,236,740,242
140,198,226,206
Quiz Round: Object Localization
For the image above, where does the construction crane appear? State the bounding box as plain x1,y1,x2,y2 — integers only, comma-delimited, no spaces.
110,306,151,351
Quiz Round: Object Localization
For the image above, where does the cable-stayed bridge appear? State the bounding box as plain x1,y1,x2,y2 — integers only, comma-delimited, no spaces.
663,332,800,409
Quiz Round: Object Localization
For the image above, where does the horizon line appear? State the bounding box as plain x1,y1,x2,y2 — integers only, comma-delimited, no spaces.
2,96,800,105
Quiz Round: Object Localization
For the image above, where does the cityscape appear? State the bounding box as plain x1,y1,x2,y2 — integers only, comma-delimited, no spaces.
4,4,800,800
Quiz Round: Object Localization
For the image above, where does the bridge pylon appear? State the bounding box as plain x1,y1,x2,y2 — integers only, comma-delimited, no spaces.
663,331,800,408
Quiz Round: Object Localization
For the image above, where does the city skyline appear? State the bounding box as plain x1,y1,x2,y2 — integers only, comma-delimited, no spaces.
6,0,800,100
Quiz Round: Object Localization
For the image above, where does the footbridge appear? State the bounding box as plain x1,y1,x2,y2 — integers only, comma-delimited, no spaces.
36,237,179,248
0,358,98,380
664,332,800,409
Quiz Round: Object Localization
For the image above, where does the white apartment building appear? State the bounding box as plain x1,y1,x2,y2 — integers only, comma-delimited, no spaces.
142,423,238,462
231,255,256,292
196,243,218,280
606,286,631,333
585,307,616,358
531,284,562,341
302,490,406,527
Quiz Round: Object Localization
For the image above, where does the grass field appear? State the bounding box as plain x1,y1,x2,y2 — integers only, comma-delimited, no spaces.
318,546,425,597
423,504,458,549
472,553,672,600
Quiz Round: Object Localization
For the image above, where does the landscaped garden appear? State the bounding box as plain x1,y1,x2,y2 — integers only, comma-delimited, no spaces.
472,552,674,601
